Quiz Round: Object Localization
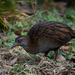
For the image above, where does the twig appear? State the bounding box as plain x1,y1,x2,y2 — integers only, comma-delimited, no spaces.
31,0,35,11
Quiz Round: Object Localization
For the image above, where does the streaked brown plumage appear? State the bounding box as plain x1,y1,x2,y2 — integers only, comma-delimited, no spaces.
11,21,75,60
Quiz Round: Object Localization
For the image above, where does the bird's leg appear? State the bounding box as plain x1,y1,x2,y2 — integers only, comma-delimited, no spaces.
53,50,58,61
44,51,49,57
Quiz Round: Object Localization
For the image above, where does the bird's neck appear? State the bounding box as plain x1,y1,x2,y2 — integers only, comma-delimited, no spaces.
23,35,39,54
25,44,38,54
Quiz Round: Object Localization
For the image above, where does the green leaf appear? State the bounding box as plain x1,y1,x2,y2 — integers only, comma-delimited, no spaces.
23,71,29,75
8,24,16,30
22,32,27,35
18,22,23,27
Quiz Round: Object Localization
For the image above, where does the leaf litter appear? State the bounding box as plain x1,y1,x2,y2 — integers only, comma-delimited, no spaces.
0,50,75,74
0,32,75,75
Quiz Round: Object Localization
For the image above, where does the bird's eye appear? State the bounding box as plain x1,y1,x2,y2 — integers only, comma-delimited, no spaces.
18,39,21,43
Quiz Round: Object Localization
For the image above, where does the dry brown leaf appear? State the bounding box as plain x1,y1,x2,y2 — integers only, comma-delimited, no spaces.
67,42,73,45
60,46,69,50
56,54,66,62
71,66,75,70
72,28,75,30
3,65,13,71
4,17,9,24
9,57,18,66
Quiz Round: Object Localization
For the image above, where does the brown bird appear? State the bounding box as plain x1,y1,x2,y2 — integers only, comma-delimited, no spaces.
11,21,75,61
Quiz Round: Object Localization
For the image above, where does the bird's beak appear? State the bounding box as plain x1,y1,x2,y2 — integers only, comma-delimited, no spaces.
11,42,17,49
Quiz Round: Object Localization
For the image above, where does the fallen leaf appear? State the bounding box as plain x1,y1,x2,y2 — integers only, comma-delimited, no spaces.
9,57,18,66
3,65,13,71
4,17,9,24
72,28,75,30
66,42,73,45
60,46,69,50
56,54,66,62
71,65,75,70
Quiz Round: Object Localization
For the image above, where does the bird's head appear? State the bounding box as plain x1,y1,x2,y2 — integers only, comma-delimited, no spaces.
11,35,27,49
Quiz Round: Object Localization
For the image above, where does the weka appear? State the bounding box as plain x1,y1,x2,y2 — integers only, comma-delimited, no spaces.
11,21,75,60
